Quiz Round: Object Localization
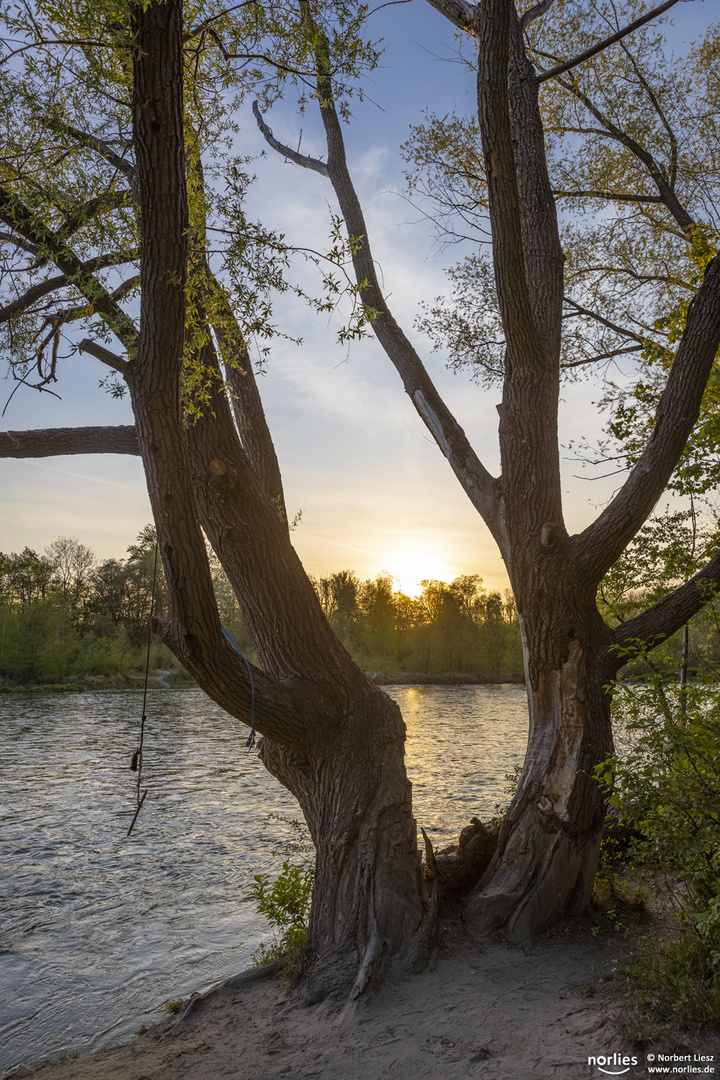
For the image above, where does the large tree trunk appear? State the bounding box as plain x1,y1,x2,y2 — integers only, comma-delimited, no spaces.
262,677,426,1002
466,607,614,938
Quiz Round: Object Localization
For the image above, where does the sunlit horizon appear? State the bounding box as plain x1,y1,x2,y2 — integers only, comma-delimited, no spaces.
377,550,465,597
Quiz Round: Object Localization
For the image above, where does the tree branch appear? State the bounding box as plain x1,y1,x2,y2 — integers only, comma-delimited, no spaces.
611,550,720,670
563,297,649,345
127,0,308,749
0,231,39,256
252,102,328,176
537,0,685,83
0,185,138,351
207,274,287,519
33,190,133,270
423,0,476,34
254,82,502,544
553,188,664,205
575,254,720,581
520,0,555,33
54,121,135,179
552,75,694,232
79,337,129,375
0,424,139,457
0,251,135,325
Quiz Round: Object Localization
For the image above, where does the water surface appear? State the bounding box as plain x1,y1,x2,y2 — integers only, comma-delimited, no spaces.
0,684,528,1070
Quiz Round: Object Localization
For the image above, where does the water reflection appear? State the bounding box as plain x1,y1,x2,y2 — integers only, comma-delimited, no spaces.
0,684,528,1070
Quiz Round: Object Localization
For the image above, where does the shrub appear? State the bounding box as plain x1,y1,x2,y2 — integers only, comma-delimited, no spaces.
599,673,720,1031
249,816,314,974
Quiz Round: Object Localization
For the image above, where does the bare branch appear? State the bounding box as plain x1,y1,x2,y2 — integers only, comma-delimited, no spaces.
0,424,138,457
252,101,329,176
79,337,129,375
520,0,555,33
563,297,649,345
537,0,685,83
553,188,664,205
423,0,476,34
265,31,503,544
562,344,644,368
183,1,256,41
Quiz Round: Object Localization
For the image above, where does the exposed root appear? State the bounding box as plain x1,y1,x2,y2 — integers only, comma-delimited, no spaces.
171,958,285,1030
433,818,498,896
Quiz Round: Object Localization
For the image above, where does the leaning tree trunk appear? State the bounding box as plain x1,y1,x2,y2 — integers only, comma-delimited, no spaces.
125,0,429,1001
179,351,430,997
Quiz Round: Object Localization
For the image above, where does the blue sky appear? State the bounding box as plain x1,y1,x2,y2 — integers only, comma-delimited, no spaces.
0,0,715,594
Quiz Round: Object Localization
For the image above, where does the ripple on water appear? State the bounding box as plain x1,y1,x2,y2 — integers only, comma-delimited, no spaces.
0,684,528,1070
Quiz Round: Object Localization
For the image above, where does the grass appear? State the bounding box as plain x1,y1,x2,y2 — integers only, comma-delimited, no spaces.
616,932,720,1045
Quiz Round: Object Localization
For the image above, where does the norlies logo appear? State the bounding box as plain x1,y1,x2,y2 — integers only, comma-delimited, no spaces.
588,1053,640,1076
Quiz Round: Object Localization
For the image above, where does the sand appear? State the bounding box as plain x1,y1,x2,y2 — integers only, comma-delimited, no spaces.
4,922,719,1080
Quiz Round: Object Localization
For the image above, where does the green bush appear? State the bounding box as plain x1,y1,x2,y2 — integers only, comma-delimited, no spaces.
249,816,314,973
599,674,720,1031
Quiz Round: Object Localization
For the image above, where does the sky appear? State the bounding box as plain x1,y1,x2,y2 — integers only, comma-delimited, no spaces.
0,0,715,596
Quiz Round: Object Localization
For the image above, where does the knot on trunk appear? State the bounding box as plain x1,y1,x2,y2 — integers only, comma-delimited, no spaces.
540,521,562,547
209,457,228,477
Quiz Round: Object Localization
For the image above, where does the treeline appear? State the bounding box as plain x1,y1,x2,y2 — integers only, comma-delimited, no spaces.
0,527,186,686
311,571,523,678
0,528,523,686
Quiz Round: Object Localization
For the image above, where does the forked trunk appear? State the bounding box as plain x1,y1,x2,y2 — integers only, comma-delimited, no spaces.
465,610,614,939
260,676,427,1002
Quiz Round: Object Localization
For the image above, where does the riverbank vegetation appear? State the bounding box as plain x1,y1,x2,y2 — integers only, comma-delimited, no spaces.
0,527,524,687
597,666,720,1038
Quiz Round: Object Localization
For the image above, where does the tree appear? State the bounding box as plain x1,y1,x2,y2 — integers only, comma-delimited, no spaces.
1,0,720,985
0,0,429,1001
45,535,95,610
250,0,720,938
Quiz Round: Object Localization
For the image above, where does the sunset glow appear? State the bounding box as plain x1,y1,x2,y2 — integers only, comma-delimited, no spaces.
379,550,460,598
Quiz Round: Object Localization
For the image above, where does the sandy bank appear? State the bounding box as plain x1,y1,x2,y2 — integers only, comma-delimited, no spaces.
9,919,718,1080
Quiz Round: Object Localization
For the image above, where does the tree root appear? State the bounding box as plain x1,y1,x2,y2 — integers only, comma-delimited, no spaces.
432,818,499,897
170,958,285,1031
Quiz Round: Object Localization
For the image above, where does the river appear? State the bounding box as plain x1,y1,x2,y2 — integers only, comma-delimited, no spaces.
0,684,529,1071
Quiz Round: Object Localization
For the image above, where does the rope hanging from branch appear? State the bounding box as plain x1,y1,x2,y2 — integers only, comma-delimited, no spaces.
127,541,159,837
221,624,256,750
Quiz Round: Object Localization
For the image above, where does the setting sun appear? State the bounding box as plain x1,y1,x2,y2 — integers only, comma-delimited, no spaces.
379,549,460,597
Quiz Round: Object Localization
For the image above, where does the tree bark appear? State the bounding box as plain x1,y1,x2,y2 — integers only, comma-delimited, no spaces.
122,0,428,999
466,604,613,937
0,425,138,457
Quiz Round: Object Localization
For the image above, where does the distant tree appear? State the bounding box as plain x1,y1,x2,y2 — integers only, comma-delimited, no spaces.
478,590,517,678
45,535,95,609
1,548,54,607
0,598,77,682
